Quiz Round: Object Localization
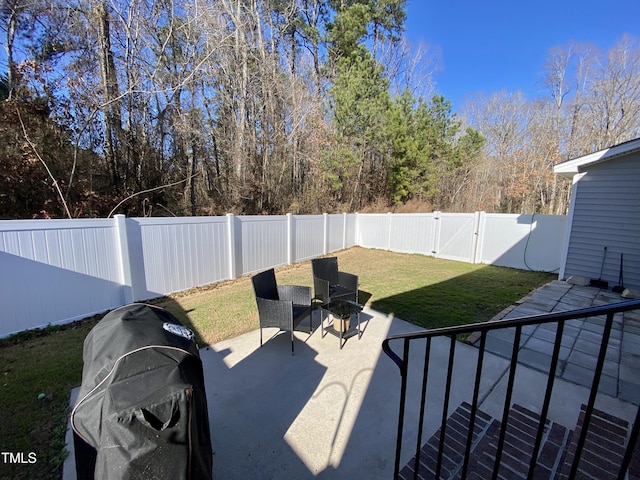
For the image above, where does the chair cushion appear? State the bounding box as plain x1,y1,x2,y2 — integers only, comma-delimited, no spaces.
292,305,311,326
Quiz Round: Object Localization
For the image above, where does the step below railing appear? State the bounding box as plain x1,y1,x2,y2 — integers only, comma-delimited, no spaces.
382,298,640,480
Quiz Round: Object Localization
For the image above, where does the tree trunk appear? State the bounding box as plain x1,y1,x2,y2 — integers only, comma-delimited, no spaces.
4,0,18,99
96,1,123,192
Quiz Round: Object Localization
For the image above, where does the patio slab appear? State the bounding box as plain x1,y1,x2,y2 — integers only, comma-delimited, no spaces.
481,280,640,404
63,307,512,479
63,280,640,479
201,309,512,479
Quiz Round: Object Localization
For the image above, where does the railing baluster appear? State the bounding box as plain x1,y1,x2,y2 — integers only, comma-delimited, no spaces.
527,320,564,479
568,311,615,479
413,337,432,480
380,299,640,480
617,402,640,480
435,335,457,479
461,331,486,479
492,325,522,480
392,338,410,480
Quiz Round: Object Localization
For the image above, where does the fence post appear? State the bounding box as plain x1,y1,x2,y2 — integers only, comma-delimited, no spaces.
287,213,293,264
432,211,442,257
114,214,134,304
472,211,485,264
227,213,237,279
323,213,328,254
343,213,347,250
387,212,393,251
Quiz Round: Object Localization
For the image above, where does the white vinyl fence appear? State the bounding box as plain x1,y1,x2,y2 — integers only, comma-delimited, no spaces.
357,212,567,272
0,212,565,337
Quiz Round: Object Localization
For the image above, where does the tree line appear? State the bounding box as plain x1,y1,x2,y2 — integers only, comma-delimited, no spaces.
1,0,639,219
462,36,640,214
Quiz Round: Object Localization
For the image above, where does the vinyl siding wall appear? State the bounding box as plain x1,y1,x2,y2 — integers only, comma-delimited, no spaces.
562,153,640,290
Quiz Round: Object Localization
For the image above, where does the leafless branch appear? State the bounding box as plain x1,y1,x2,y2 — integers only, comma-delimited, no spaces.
16,108,73,219
107,172,200,218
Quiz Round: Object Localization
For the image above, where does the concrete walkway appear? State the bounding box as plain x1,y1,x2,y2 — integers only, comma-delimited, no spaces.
479,280,640,404
63,281,640,480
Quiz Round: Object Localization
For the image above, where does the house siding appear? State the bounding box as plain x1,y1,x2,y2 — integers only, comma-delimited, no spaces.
563,152,640,290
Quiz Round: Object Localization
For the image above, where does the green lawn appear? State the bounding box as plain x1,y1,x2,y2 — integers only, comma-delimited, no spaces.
0,247,555,479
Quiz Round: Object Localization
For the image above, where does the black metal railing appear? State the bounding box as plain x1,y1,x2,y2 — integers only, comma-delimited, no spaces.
382,298,640,480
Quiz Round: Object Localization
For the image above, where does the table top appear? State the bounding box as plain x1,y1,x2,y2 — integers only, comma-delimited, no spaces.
320,299,363,318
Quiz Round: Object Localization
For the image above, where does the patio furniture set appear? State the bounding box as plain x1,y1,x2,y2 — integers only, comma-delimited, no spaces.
251,257,363,353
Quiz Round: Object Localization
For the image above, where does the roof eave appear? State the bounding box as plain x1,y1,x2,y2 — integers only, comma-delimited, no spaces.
553,137,640,178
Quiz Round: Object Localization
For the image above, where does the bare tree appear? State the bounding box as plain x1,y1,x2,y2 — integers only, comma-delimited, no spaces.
378,34,438,99
1,0,21,98
461,36,640,215
585,35,640,149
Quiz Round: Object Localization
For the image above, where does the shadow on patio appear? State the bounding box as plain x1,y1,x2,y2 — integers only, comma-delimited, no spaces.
63,274,640,479
202,307,412,478
203,282,640,479
202,304,513,479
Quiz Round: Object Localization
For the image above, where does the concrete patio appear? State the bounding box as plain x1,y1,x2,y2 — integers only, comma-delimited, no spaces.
64,280,640,479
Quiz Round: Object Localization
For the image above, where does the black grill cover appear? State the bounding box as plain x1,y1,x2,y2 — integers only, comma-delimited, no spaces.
71,303,212,480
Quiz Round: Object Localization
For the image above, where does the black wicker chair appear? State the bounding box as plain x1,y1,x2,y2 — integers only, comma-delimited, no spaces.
311,257,358,305
251,268,312,354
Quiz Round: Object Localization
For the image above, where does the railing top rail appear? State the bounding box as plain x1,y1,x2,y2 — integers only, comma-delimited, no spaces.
382,298,640,372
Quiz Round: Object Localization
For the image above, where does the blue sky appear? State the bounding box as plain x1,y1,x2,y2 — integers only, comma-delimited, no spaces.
403,0,640,109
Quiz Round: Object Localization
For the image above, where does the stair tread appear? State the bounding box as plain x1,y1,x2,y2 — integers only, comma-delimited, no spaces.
558,404,632,480
400,402,635,480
